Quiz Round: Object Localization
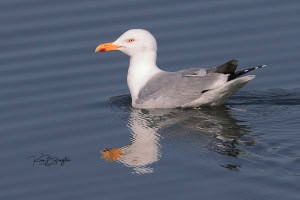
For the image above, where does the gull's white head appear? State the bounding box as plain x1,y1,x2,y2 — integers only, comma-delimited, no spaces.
95,29,157,57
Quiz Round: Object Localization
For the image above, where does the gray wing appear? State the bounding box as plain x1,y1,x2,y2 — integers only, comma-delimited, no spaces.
177,68,207,76
136,71,228,107
177,59,238,76
178,59,238,76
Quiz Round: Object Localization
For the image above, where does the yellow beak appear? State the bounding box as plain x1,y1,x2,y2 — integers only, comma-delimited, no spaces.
101,148,123,161
95,42,120,52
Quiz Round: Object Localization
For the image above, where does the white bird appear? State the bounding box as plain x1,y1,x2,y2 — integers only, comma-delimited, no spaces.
95,29,266,109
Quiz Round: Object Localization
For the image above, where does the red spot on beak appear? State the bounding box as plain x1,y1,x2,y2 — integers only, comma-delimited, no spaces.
99,48,106,52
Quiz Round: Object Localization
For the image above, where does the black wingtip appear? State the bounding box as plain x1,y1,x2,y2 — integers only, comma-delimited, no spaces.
228,64,267,81
229,59,238,65
255,64,267,70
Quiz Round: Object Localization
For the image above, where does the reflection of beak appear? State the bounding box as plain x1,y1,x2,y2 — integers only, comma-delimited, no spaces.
95,42,121,52
101,148,123,161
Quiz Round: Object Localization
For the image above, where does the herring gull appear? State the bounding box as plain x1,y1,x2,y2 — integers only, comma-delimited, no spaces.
95,29,266,109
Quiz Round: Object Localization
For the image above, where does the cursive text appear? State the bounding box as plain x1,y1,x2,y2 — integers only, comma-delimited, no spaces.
27,153,71,167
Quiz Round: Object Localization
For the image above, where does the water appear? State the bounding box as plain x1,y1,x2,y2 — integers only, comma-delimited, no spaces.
0,0,299,199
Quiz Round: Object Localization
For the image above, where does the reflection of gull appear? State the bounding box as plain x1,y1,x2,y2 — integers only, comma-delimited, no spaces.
122,110,160,174
95,29,266,109
101,95,254,174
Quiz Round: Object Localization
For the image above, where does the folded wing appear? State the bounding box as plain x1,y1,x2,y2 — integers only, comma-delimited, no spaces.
136,71,229,108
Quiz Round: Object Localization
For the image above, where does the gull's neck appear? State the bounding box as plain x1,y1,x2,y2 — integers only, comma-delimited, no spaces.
127,51,162,101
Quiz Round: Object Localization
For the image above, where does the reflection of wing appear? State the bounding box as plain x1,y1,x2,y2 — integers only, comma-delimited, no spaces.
144,107,253,157
143,107,250,139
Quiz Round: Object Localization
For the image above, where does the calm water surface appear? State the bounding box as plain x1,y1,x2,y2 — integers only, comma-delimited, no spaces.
0,0,299,199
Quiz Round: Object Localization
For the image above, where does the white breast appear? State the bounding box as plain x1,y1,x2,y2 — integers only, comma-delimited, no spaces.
127,52,162,102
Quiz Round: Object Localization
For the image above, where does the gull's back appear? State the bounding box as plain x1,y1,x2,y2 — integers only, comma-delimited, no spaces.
133,59,259,109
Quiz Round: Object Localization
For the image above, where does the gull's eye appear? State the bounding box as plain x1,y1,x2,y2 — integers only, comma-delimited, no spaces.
127,38,135,43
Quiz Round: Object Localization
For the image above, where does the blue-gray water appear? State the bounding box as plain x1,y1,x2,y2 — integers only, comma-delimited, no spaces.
0,0,299,199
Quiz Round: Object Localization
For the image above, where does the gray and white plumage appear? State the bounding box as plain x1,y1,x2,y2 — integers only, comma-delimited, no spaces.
136,71,228,107
95,29,266,109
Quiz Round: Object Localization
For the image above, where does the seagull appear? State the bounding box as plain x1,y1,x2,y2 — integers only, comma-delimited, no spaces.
95,29,266,109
